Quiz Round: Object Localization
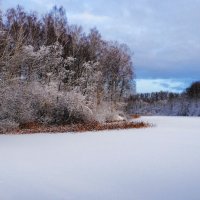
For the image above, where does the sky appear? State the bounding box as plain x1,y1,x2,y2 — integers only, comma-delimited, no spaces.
1,0,200,93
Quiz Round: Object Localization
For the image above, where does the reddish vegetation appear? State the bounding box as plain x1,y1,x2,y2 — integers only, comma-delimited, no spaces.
130,114,141,119
10,121,150,134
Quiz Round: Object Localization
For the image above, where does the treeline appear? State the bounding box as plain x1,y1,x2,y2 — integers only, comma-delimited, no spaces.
128,81,200,116
0,6,134,132
129,91,180,103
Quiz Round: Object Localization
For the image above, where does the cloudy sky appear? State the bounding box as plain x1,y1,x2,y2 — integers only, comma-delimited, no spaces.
1,0,200,93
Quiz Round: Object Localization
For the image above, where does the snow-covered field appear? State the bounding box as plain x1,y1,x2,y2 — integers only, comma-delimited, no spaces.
0,116,200,200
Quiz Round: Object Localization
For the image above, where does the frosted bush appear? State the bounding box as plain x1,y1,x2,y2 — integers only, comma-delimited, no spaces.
0,120,19,134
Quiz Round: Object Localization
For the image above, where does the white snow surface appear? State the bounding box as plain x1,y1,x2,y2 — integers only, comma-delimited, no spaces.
0,116,200,200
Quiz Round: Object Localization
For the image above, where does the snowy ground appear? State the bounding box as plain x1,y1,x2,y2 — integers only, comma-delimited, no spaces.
0,116,200,200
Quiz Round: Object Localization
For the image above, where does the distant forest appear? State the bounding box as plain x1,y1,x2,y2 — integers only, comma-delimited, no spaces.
0,6,134,132
128,81,200,116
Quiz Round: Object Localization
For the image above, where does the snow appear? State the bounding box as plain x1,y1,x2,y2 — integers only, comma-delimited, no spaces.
0,116,200,200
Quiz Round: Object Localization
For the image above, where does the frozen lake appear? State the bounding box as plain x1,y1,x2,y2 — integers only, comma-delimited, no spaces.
0,116,200,200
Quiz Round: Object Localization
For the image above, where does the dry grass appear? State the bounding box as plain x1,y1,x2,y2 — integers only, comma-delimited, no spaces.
130,114,141,119
7,120,151,134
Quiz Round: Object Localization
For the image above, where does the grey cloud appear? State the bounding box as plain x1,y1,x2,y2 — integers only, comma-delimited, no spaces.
171,85,186,91
157,83,171,89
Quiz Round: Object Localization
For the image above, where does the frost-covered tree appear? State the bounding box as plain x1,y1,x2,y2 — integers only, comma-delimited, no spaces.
0,5,135,132
128,90,200,116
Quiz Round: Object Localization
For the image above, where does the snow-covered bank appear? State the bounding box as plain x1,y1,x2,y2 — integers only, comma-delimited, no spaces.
0,117,200,200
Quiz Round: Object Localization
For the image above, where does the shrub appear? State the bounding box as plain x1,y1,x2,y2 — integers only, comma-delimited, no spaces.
0,120,19,134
